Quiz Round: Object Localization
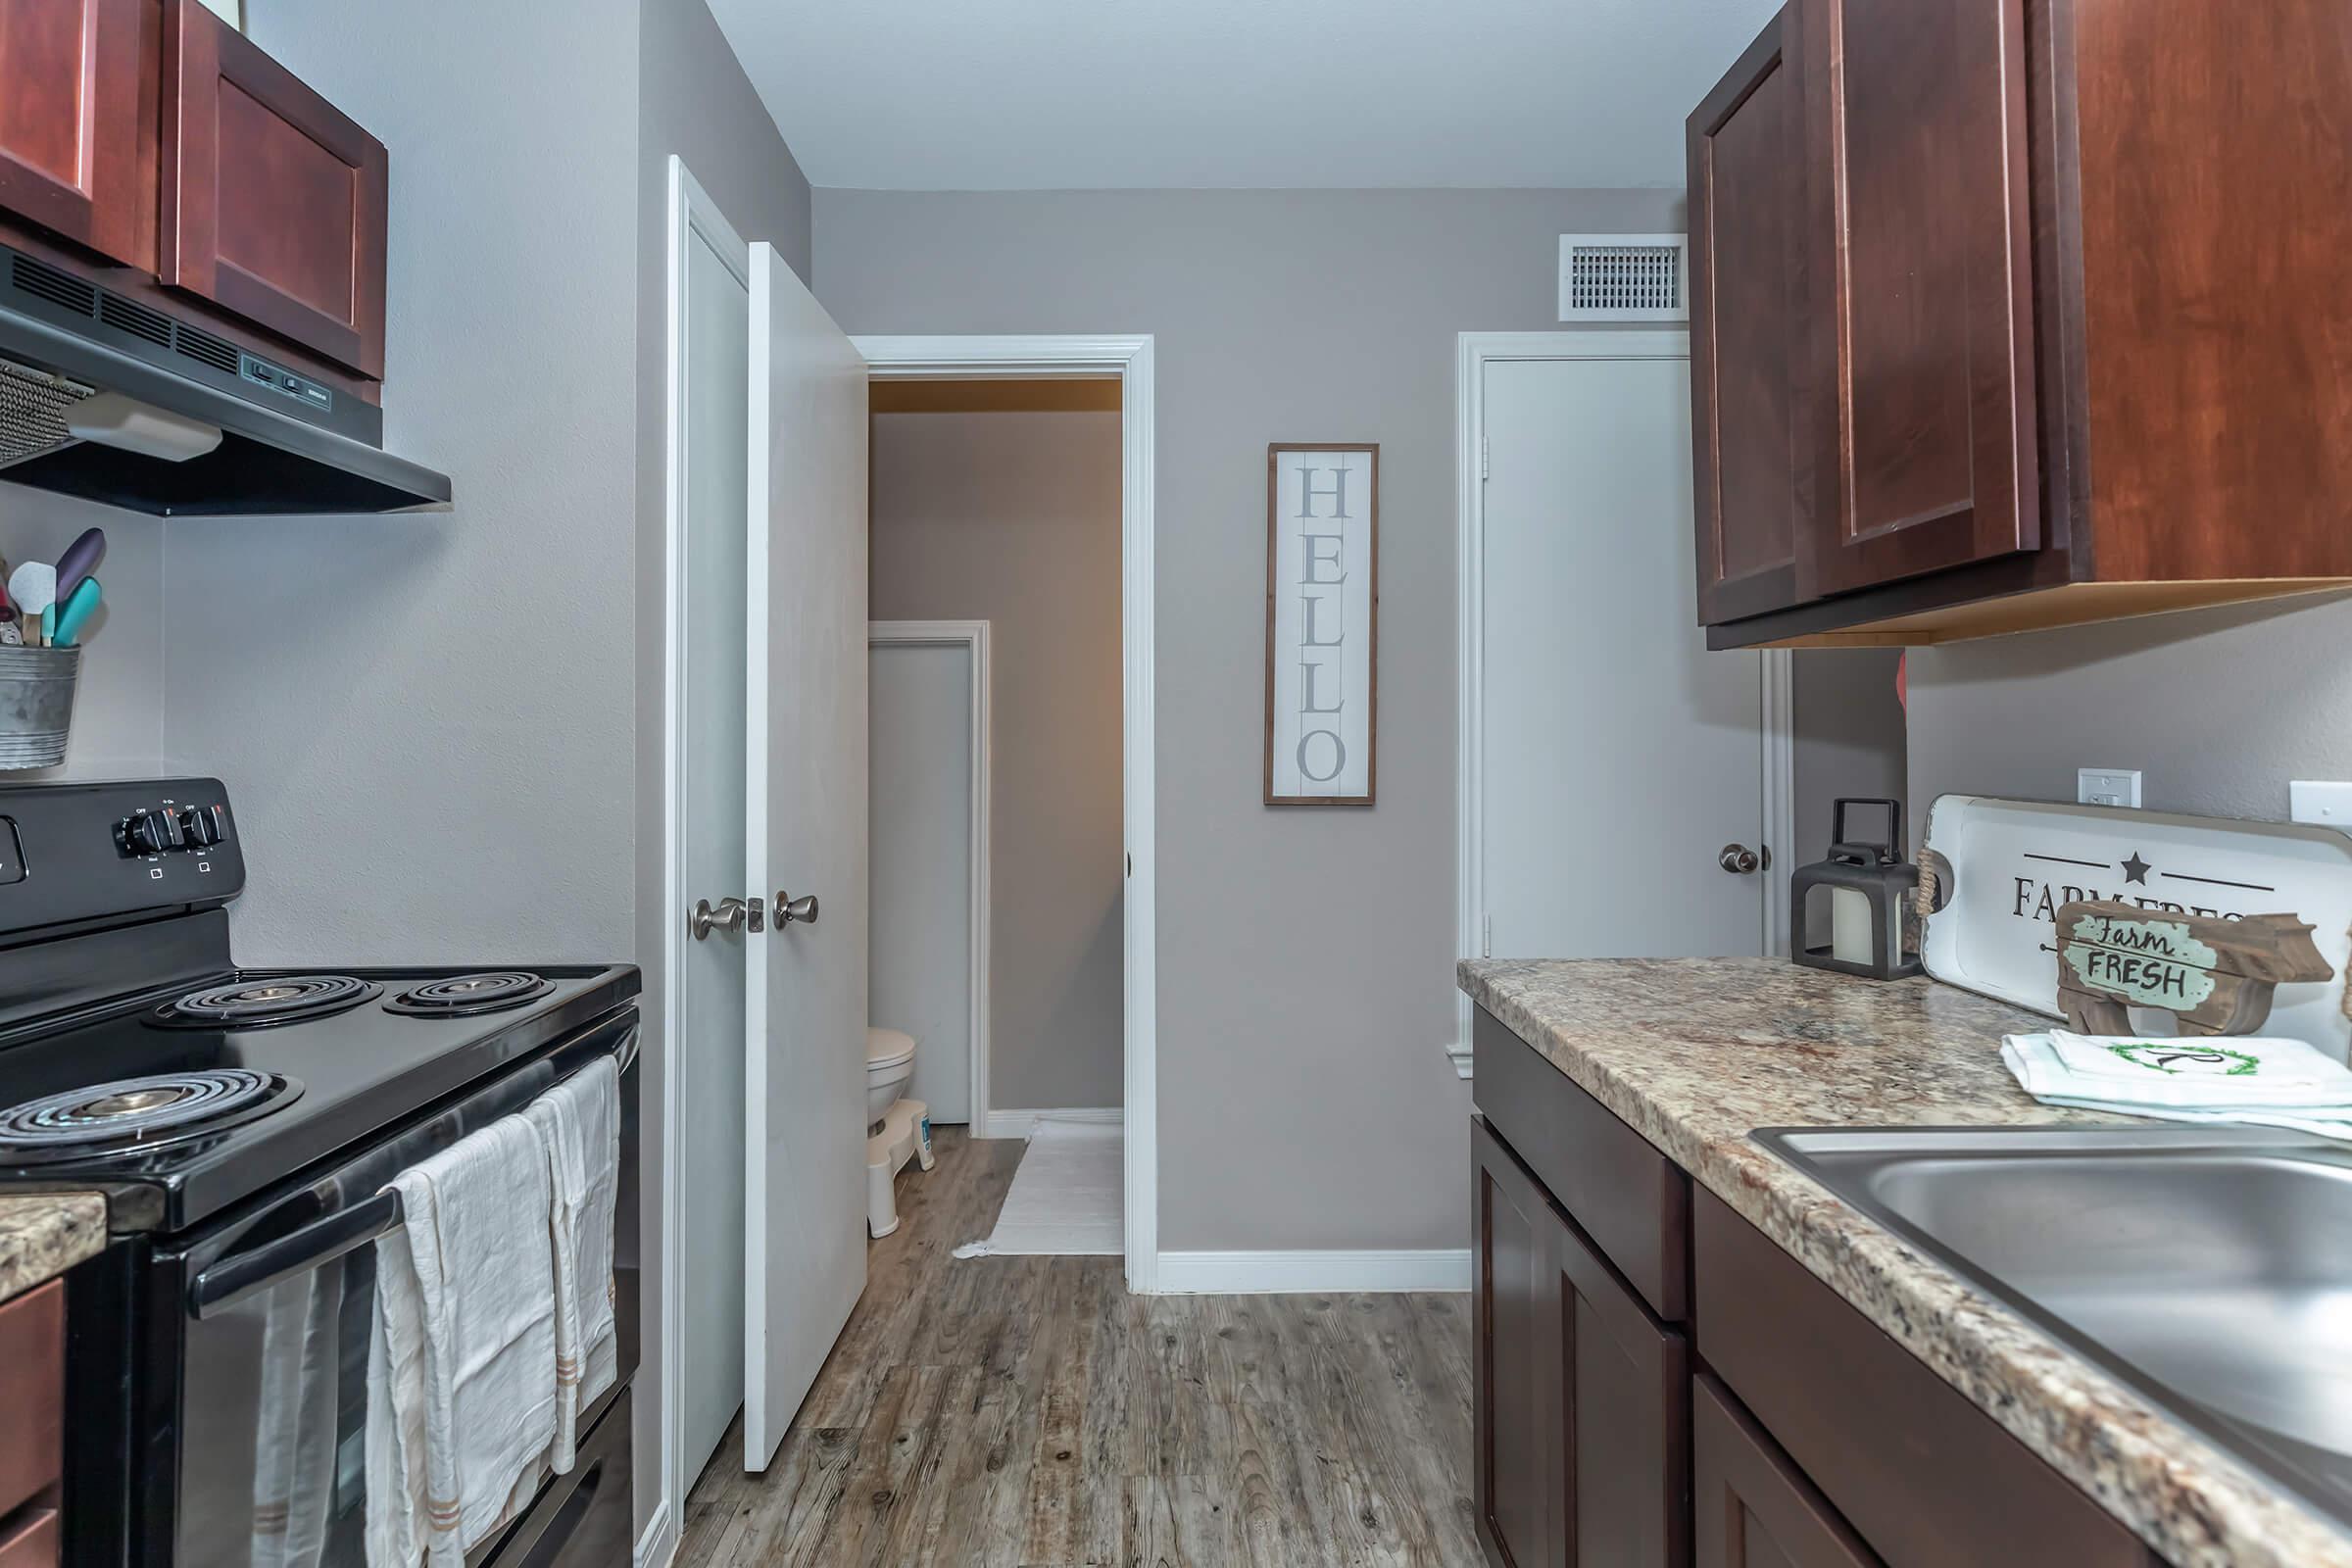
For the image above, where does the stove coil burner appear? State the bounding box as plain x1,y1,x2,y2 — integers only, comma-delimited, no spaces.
0,1067,300,1153
152,974,381,1029
383,971,554,1017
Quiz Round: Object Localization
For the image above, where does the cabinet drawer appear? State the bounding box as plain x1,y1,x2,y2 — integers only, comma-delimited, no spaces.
160,0,386,376
1694,1374,1879,1568
0,1281,63,1523
1474,1005,1690,1320
1474,1117,1690,1568
1693,1192,2156,1567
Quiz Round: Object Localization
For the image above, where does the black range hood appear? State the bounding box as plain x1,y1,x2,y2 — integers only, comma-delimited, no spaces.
0,245,450,516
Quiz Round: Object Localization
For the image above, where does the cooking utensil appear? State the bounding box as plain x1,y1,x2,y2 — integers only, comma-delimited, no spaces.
50,578,99,647
7,563,55,619
53,527,104,600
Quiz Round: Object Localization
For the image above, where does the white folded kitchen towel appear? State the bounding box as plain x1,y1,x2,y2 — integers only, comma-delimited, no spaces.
364,1112,559,1568
522,1055,619,1471
2001,1029,2352,1109
250,1258,344,1568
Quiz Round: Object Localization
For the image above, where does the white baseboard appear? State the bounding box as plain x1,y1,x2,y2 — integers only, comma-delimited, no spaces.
634,1499,677,1568
1443,1039,1473,1079
978,1106,1123,1140
1154,1249,1473,1295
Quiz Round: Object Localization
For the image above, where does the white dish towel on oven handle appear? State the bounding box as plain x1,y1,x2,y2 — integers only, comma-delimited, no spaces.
365,1113,558,1568
523,1054,620,1470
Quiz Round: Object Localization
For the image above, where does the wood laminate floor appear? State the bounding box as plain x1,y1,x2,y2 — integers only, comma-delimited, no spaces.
675,1127,1480,1567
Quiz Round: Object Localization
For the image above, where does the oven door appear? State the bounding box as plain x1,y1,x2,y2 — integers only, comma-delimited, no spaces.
142,1010,640,1568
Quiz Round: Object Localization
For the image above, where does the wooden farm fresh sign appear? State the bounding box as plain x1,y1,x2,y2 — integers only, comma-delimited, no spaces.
2054,899,2333,1037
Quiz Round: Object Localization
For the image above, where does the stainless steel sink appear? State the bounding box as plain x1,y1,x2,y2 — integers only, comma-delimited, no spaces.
1758,1126,2352,1530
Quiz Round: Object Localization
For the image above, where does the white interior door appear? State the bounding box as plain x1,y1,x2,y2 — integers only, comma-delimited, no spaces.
674,177,751,1494
868,637,975,1125
1479,353,1767,959
743,241,870,1468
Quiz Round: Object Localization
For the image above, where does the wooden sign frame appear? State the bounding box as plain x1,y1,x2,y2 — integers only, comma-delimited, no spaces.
2053,898,2334,1037
1263,443,1380,806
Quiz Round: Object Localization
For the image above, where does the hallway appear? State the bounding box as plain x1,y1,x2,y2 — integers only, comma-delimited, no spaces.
675,1128,1479,1567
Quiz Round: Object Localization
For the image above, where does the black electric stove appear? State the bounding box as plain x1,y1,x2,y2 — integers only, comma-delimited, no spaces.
0,779,641,1568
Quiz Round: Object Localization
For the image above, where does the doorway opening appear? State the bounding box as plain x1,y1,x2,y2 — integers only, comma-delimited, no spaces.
857,335,1156,1290
864,371,1130,1258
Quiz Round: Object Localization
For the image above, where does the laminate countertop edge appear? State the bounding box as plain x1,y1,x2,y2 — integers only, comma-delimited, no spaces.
1459,956,2352,1568
0,1192,107,1305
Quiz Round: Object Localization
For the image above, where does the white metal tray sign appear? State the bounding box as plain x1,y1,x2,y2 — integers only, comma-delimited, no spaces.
1920,795,2352,1056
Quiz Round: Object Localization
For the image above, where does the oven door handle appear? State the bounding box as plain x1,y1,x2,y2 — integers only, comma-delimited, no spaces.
188,1189,403,1320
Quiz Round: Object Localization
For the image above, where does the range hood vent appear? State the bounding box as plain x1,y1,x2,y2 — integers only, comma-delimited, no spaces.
0,243,450,516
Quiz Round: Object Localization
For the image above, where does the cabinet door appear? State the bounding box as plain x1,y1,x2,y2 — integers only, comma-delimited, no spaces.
160,0,386,377
1687,10,1805,623
1694,1376,1881,1568
1476,1116,1560,1568
0,0,152,269
1475,1116,1690,1568
1799,0,2038,594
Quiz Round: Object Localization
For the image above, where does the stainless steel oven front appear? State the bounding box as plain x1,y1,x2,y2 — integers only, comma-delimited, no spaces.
99,1009,641,1568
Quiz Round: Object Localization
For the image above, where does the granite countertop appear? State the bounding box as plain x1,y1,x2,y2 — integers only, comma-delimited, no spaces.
0,1192,106,1305
1458,956,2350,1568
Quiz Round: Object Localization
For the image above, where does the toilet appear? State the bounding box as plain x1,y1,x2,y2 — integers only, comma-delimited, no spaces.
864,1027,931,1238
865,1027,915,1131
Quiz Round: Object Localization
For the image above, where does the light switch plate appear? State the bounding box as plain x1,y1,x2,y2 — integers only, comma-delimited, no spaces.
2291,781,2352,827
2077,768,2143,809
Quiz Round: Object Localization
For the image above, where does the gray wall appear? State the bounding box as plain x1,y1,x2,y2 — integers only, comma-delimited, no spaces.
869,409,1125,1111
204,0,637,959
1792,650,1907,946
816,187,1684,1251
1906,595,2352,827
632,0,812,1528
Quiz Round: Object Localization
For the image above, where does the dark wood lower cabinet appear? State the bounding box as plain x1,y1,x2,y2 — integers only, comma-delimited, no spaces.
1474,1115,1689,1568
1694,1374,1881,1568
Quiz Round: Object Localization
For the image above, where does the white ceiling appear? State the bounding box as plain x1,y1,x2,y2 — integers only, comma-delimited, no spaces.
706,0,1782,191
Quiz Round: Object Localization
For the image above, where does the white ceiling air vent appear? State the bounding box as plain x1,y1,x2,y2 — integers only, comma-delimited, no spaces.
1558,234,1689,323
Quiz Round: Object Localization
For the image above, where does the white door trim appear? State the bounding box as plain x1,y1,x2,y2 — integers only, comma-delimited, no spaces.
867,618,993,1131
1448,329,1795,1079
856,334,1160,1293
648,156,750,1568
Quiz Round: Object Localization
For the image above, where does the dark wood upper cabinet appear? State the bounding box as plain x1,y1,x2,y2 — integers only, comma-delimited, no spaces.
1799,0,2038,595
0,0,155,270
1690,0,2352,648
1474,1116,1690,1568
1687,11,1806,622
160,0,386,377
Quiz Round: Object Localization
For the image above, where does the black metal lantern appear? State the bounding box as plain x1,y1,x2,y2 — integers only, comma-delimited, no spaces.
1791,798,1922,981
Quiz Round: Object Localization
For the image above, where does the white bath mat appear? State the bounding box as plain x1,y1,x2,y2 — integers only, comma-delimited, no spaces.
954,1118,1123,1257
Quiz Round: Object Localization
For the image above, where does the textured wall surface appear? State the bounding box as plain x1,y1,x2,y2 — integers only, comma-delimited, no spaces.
1906,594,2352,827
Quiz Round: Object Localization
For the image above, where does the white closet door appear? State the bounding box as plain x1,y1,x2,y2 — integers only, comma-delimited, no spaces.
868,637,975,1124
1479,353,1768,961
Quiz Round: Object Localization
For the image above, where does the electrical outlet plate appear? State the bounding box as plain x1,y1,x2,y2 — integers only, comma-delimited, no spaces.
2077,768,2143,809
2291,781,2352,828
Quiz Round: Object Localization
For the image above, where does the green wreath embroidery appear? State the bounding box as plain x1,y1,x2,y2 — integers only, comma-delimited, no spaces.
2103,1043,2260,1076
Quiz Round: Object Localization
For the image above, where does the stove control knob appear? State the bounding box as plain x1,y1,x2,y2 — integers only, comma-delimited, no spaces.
178,805,224,848
125,808,185,855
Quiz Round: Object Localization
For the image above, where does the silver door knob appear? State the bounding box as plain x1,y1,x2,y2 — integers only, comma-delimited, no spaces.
775,890,819,926
1719,844,1766,875
690,896,749,940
